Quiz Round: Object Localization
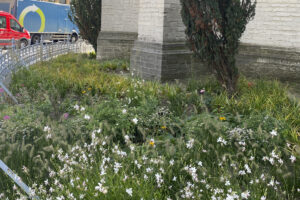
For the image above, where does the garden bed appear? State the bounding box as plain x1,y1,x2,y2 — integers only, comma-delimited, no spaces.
0,54,299,199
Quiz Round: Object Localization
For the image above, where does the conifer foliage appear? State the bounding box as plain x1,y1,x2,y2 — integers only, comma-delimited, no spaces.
180,0,256,95
69,0,101,52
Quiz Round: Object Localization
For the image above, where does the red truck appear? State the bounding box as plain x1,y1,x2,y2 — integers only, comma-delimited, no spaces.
0,11,31,48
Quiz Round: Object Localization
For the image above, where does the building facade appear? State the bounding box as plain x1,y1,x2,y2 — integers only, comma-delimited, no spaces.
97,0,300,83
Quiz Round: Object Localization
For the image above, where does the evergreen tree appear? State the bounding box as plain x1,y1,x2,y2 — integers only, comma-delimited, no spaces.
69,0,101,52
180,0,256,95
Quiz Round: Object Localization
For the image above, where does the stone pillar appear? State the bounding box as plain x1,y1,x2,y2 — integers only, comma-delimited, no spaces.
97,0,139,60
130,0,207,81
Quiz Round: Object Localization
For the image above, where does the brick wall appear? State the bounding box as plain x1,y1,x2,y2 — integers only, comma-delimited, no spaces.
241,0,300,49
101,0,139,33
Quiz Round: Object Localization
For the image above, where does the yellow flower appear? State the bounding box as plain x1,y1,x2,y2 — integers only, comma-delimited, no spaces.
149,139,155,147
88,88,92,91
82,90,86,94
219,116,226,121
161,126,167,130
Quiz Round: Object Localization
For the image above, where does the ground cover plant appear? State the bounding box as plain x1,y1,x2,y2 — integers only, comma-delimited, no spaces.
0,54,299,199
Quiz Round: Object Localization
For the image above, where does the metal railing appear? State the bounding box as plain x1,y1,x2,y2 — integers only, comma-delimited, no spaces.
0,40,94,104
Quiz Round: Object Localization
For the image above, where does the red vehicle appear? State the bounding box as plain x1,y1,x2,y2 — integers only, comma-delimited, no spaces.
0,11,30,48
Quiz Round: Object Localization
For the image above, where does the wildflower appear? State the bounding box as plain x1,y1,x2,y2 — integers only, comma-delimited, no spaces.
244,164,251,174
155,173,164,187
114,162,122,173
248,82,254,87
95,182,108,194
43,126,51,133
199,89,205,94
84,114,90,120
22,166,29,174
132,118,138,124
74,104,80,111
225,180,230,186
126,188,133,196
82,90,86,94
13,184,17,190
3,115,10,120
122,109,127,114
0,88,4,93
186,139,195,149
63,113,69,119
238,170,246,175
270,130,277,137
169,159,174,166
80,107,85,111
241,190,250,199
290,155,296,163
219,116,226,121
197,161,203,167
88,88,92,91
149,138,155,147
217,137,227,145
161,125,167,130
261,196,266,200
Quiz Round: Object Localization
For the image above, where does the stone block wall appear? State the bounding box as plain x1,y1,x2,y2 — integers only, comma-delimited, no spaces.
97,0,139,60
163,0,186,42
101,0,139,33
137,0,165,43
241,0,300,49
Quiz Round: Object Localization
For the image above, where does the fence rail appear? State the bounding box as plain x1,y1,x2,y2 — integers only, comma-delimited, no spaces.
0,40,94,103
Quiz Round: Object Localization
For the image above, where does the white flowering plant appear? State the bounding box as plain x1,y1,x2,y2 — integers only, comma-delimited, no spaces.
1,54,299,199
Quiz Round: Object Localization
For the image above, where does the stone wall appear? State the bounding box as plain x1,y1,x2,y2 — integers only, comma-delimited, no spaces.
97,0,139,60
101,0,139,33
241,0,300,49
136,0,165,43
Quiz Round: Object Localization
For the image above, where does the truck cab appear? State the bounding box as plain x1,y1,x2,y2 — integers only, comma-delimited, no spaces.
0,11,31,48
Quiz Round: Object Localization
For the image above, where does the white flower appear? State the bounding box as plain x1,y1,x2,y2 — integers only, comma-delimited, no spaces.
197,161,203,167
225,180,230,186
124,135,130,142
244,164,251,174
238,170,246,175
46,133,52,139
217,137,227,145
84,114,90,120
241,190,250,199
43,126,51,133
270,130,277,137
169,159,174,166
126,188,133,196
186,139,195,149
290,155,296,163
74,104,80,111
260,196,266,200
95,182,108,194
80,107,85,111
132,118,138,124
122,109,127,114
